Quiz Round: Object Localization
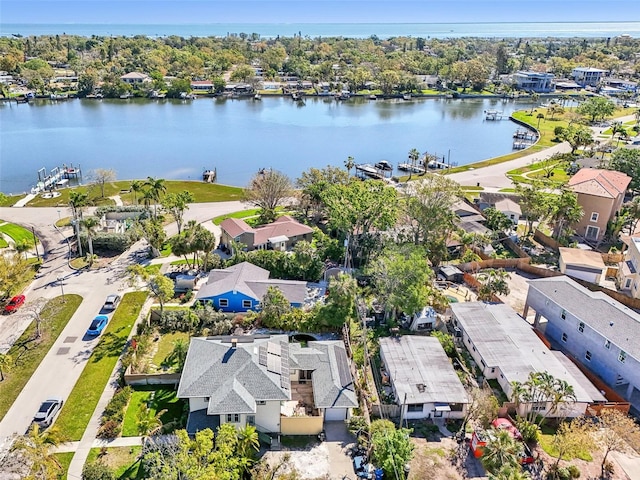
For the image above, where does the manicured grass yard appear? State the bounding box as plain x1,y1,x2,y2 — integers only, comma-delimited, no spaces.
53,452,75,480
0,237,8,248
143,264,162,275
151,331,190,371
212,208,261,225
87,446,143,479
0,295,82,422
121,386,185,437
55,291,148,440
0,221,39,247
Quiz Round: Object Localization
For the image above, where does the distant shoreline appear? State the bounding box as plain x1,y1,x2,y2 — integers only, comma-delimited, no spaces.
2,21,639,39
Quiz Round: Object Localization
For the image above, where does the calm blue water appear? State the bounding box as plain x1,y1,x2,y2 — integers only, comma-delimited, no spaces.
2,22,640,38
0,96,538,194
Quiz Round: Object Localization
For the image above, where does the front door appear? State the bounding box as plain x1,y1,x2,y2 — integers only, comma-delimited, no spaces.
586,226,599,240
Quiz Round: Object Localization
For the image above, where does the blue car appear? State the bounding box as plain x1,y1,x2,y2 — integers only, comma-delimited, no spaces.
86,315,109,336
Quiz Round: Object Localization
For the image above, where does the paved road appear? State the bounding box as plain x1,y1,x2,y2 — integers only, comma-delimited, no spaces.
448,113,638,189
0,201,249,457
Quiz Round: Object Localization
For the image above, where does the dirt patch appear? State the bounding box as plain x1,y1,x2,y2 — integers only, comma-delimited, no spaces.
499,270,539,317
408,436,488,480
261,444,331,480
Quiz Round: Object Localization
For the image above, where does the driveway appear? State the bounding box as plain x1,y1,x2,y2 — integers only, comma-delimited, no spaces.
324,421,358,479
0,201,249,455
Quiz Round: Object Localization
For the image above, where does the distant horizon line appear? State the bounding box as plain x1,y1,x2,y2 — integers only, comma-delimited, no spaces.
3,20,639,26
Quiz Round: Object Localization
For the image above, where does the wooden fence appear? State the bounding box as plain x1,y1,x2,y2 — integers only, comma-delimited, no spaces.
502,237,530,259
458,257,531,273
533,229,560,251
516,263,563,278
371,404,401,419
601,253,624,264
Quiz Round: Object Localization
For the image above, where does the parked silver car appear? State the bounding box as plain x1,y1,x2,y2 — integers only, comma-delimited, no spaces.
103,294,121,311
33,397,64,427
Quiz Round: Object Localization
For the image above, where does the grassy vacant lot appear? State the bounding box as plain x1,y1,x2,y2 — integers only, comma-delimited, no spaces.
86,446,143,479
55,291,148,441
9,180,244,208
0,295,82,422
0,221,38,247
539,424,593,462
121,386,185,437
151,331,190,372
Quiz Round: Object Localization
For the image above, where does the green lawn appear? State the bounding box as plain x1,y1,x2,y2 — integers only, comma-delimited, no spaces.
212,208,261,225
55,291,148,440
0,295,82,421
121,386,185,437
151,331,190,371
0,221,39,247
539,427,593,462
0,195,23,207
21,180,244,207
143,264,162,275
0,237,8,248
87,446,144,479
53,452,75,480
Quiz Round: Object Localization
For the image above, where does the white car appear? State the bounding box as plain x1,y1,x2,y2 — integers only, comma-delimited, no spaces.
33,397,63,428
103,294,121,310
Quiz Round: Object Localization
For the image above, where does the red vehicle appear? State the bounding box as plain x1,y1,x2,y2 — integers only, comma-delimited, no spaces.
491,417,523,440
4,295,26,314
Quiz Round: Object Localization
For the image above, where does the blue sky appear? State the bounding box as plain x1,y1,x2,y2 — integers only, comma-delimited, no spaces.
2,0,639,24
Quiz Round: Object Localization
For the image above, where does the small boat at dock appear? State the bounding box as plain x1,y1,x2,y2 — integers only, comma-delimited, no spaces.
402,93,412,100
254,93,262,101
374,160,393,171
369,94,377,100
398,163,425,174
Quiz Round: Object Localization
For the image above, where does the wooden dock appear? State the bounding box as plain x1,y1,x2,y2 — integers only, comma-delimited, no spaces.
355,164,386,179
485,110,505,120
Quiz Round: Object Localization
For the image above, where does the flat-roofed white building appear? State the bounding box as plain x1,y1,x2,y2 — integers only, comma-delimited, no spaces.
379,336,468,420
451,302,606,419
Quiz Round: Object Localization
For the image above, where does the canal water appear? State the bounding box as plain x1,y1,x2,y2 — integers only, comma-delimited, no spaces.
0,96,535,194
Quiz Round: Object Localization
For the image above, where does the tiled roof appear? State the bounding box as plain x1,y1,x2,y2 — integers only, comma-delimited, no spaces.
494,198,522,215
195,262,307,304
220,218,253,239
568,168,631,199
253,216,313,246
120,72,149,79
527,276,640,360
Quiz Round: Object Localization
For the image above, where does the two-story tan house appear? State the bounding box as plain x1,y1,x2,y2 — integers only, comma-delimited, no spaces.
567,168,631,242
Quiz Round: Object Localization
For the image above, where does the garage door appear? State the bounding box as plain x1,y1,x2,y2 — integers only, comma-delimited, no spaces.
565,267,598,284
324,408,347,421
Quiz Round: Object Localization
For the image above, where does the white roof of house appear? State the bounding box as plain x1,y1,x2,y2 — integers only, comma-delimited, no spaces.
380,336,468,405
451,302,605,403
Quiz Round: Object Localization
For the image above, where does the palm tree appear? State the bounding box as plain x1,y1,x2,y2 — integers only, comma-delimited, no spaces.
480,429,523,474
623,196,640,234
0,353,12,381
489,465,531,480
344,156,355,176
529,92,539,113
81,216,100,262
165,338,189,372
129,179,144,205
407,148,420,180
69,190,89,257
136,403,167,437
145,177,167,217
11,424,66,479
536,113,545,129
477,268,510,301
15,240,30,260
237,424,260,467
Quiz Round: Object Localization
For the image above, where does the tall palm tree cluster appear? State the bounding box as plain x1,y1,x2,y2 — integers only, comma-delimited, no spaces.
130,177,167,218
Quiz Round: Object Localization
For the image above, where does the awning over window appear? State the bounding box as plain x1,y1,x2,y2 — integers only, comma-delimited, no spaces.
434,404,451,412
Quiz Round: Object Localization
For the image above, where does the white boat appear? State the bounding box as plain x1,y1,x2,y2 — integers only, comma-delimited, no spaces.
403,93,412,100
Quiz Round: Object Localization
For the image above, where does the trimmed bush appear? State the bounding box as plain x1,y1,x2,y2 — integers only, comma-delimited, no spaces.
82,461,115,480
154,305,234,335
98,386,133,439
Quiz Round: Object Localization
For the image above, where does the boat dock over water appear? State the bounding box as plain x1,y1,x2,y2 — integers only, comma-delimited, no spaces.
485,110,505,120
31,164,81,194
355,163,385,179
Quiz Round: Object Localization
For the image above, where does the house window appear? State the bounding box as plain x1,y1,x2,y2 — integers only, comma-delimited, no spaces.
226,414,240,423
619,351,627,363
586,226,600,240
491,368,495,374
590,212,599,222
578,322,585,333
407,404,423,413
585,351,592,361
256,401,266,406
561,310,566,320
242,300,252,308
219,299,229,308
625,279,632,289
604,339,611,349
531,402,546,412
247,415,255,426
562,333,568,343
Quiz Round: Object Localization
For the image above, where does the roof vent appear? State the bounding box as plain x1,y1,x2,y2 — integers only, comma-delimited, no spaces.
610,322,614,327
231,338,238,349
417,384,425,393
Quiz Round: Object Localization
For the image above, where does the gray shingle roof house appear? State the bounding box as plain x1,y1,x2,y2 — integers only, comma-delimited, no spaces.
524,276,640,412
195,262,307,312
451,301,606,418
177,335,357,435
380,336,468,420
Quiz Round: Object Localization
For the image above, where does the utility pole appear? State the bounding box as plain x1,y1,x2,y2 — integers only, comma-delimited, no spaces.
31,227,40,261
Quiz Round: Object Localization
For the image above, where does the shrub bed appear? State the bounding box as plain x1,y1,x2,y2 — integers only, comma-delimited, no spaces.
97,386,133,439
